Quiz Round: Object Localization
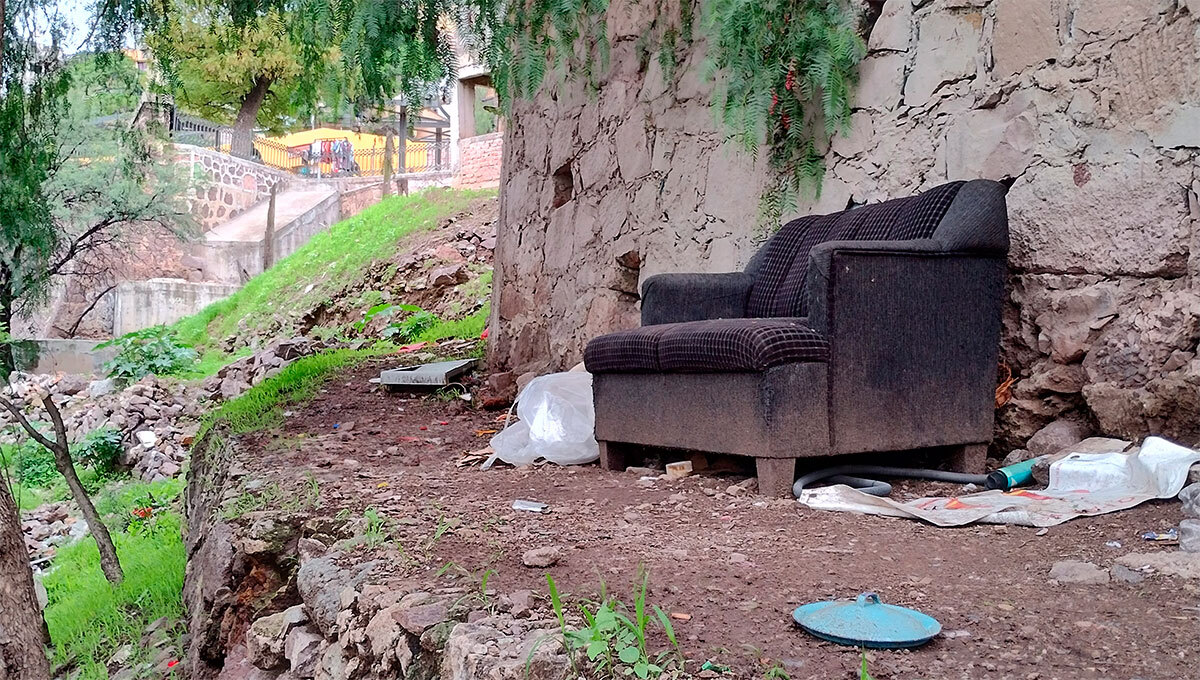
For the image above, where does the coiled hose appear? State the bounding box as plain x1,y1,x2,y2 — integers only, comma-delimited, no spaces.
793,465,989,498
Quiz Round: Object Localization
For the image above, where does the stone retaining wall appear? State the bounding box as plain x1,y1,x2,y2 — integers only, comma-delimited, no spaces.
491,0,1200,450
175,145,294,231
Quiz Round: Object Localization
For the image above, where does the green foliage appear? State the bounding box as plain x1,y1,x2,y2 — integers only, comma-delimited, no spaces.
73,428,124,477
44,509,185,679
202,347,390,436
859,651,874,680
97,325,198,384
704,0,864,224
11,439,58,488
384,307,439,342
147,5,313,134
467,0,611,105
543,572,682,680
172,189,495,352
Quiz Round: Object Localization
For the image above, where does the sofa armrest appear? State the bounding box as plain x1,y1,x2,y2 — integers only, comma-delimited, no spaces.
641,272,754,326
804,239,1007,452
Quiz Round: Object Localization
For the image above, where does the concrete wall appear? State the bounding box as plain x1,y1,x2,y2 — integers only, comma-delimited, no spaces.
13,339,118,376
454,132,504,189
492,0,1200,448
194,193,343,285
113,279,240,336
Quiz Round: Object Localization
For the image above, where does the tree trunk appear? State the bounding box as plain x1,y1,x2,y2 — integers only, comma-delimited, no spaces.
0,482,52,680
0,396,124,584
0,273,16,380
230,75,272,160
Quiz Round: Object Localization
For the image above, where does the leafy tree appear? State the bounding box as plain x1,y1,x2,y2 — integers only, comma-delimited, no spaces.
147,6,310,156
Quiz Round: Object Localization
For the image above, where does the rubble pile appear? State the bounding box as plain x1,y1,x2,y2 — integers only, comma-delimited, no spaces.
21,502,87,568
200,336,326,401
1,372,206,483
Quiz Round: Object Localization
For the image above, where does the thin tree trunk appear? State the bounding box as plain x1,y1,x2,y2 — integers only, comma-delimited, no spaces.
0,274,16,379
382,128,394,197
0,480,52,680
0,395,124,584
230,75,272,160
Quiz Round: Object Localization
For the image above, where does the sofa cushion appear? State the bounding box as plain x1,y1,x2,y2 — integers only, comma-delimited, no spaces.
583,324,672,373
746,181,965,318
585,318,828,374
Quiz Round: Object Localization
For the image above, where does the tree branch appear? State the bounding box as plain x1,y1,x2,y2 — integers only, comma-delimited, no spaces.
0,395,59,452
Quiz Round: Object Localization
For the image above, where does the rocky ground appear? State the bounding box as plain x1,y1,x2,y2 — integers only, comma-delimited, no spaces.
188,359,1200,680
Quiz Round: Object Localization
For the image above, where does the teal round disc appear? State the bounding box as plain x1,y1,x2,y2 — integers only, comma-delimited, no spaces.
792,592,941,649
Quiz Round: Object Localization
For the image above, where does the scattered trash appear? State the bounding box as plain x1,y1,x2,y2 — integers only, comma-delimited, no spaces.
484,372,599,469
985,456,1043,491
379,358,477,387
1141,528,1179,543
457,447,493,468
135,430,157,447
512,500,550,514
799,437,1200,527
1105,540,1123,548
792,592,941,648
1035,528,1048,536
665,460,693,480
474,429,498,437
669,612,692,621
699,661,730,673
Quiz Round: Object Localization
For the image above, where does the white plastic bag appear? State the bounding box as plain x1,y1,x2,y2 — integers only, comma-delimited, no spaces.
485,372,599,468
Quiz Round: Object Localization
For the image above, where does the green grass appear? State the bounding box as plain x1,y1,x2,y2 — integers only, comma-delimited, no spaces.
173,188,496,351
414,304,489,345
175,346,253,381
43,479,186,679
202,346,393,436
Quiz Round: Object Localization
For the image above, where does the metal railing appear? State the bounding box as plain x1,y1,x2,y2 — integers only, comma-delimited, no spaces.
167,112,452,177
172,113,234,150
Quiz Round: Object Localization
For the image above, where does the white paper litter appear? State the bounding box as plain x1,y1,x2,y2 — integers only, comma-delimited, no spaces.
798,436,1200,527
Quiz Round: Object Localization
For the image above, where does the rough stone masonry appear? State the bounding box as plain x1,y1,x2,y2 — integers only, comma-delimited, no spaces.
490,0,1200,452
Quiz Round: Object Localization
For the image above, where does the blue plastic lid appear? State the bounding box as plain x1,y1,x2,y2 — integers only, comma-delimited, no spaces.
792,592,941,649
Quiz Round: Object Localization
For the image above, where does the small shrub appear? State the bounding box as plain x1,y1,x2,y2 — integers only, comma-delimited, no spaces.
13,441,58,488
97,325,197,383
74,428,123,476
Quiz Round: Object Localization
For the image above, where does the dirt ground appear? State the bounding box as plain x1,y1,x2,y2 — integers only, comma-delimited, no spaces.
241,359,1198,680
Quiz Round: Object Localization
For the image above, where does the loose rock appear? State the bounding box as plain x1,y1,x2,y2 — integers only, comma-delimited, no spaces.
521,546,562,568
1049,560,1109,585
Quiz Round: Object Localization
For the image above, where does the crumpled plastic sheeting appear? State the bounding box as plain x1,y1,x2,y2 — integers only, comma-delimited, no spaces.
798,437,1200,527
484,372,599,468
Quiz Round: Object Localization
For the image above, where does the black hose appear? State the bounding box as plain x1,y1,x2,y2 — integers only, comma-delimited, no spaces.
793,465,988,498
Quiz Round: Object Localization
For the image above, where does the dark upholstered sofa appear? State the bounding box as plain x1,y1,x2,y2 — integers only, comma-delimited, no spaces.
582,180,1009,496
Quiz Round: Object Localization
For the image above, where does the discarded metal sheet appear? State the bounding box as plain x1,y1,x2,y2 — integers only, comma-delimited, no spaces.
379,359,477,387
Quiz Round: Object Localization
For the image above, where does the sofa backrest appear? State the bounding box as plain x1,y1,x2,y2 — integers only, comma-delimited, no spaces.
744,179,1007,318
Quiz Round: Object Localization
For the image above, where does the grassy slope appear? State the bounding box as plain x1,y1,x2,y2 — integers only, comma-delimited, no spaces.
174,188,496,352
42,478,185,679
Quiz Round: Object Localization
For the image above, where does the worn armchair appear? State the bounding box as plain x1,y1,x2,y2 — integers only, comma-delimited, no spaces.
582,180,1009,496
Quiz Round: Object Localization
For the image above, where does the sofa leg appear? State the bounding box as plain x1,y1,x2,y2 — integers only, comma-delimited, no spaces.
949,444,987,475
597,441,627,472
755,458,797,498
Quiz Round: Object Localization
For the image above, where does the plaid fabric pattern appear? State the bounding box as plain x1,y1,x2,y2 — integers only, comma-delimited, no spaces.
585,318,828,373
583,324,672,373
746,181,966,318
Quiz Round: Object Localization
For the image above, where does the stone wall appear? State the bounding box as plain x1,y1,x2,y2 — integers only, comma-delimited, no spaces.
454,133,504,189
492,0,1200,450
175,145,294,231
